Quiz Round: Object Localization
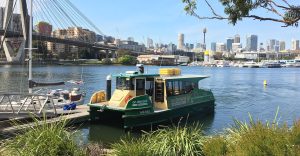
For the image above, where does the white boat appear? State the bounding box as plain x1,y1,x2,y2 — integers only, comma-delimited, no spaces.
242,61,260,68
261,61,282,68
216,61,230,67
261,61,281,68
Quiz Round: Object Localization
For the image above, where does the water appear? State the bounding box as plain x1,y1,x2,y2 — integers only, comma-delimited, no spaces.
1,65,300,144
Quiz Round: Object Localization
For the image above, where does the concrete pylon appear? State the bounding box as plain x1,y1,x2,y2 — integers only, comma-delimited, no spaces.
1,0,28,63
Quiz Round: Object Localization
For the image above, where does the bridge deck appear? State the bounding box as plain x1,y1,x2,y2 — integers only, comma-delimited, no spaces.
0,29,118,50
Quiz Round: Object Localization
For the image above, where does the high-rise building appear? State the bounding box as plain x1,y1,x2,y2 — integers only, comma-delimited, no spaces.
190,44,194,50
67,27,96,43
147,38,154,49
291,39,300,50
246,35,258,51
232,43,242,53
211,42,216,52
226,38,234,52
234,34,240,43
185,43,189,50
216,43,226,52
178,33,185,50
259,43,265,52
34,21,52,36
268,39,277,52
279,41,285,51
167,43,176,54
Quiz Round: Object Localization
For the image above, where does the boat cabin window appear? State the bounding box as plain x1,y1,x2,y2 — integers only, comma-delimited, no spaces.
136,79,145,96
116,77,134,90
166,80,197,96
146,78,154,96
155,81,164,102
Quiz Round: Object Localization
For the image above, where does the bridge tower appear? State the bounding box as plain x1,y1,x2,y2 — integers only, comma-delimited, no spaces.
1,0,29,63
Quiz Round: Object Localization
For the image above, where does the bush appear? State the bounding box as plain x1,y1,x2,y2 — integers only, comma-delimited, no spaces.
101,58,112,65
1,116,84,156
118,55,137,65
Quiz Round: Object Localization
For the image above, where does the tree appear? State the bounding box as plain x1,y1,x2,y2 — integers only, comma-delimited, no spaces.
183,0,300,27
118,55,137,65
116,49,134,58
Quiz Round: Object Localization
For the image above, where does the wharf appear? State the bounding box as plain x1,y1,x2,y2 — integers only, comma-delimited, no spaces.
0,105,89,134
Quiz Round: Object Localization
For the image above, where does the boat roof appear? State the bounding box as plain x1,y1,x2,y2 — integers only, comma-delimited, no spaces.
114,72,209,81
113,73,160,78
162,75,209,81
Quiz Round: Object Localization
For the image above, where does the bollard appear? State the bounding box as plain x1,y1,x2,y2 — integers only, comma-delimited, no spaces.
106,75,112,101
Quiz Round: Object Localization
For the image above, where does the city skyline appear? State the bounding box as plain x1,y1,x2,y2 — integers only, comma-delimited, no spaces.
70,0,299,49
1,1,299,50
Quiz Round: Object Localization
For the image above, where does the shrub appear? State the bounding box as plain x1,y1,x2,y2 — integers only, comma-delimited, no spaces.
118,55,137,65
102,58,112,65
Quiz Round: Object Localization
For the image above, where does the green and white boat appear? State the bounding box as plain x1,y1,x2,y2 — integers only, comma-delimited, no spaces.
88,66,215,128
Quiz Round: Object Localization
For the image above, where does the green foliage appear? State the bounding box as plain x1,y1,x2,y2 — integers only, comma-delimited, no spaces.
1,116,84,156
116,49,133,58
102,58,112,65
202,136,228,156
111,124,205,156
118,55,137,65
111,135,151,156
183,0,300,26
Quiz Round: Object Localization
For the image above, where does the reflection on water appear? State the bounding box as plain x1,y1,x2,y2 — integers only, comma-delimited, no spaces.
1,65,300,144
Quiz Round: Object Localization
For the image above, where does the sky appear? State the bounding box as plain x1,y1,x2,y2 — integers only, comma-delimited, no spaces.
2,0,299,49
70,0,300,49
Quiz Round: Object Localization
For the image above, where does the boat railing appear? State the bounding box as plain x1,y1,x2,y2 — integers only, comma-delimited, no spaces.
0,92,57,115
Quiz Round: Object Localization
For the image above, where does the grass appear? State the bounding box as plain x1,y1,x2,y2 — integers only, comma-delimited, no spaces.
111,123,205,156
111,111,300,156
2,111,300,156
0,114,85,156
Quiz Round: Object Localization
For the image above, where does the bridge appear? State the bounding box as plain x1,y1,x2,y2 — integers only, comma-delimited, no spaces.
0,0,118,63
0,29,118,50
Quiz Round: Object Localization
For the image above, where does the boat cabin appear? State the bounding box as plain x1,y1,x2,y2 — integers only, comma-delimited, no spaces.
89,67,215,128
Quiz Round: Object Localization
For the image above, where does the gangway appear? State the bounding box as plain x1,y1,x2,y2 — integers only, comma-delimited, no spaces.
0,92,58,119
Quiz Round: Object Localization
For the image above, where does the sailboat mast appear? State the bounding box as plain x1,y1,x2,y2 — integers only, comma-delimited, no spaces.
28,0,33,93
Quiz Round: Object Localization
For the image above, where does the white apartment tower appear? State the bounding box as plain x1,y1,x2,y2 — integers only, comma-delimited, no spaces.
178,33,185,50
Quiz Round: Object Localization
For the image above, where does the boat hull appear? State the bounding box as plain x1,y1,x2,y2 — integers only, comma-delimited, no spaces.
89,100,215,129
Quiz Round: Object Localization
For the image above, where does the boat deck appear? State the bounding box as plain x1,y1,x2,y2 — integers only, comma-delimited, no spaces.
89,102,126,110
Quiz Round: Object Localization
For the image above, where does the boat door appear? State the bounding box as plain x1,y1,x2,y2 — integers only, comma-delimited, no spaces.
135,78,145,96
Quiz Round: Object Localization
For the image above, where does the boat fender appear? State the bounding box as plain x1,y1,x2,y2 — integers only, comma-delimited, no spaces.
124,95,133,104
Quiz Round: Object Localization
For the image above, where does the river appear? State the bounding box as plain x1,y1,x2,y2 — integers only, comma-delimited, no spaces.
1,65,300,144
